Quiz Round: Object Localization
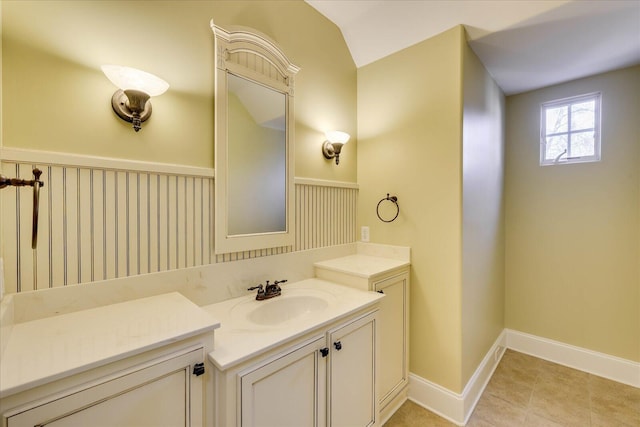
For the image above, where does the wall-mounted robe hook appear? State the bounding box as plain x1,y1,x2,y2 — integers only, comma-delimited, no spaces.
0,168,45,248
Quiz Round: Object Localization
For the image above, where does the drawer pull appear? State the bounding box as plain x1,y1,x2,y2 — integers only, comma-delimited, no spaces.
193,362,205,376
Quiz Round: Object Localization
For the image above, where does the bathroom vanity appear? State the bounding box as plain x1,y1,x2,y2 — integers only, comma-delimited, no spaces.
314,251,410,423
203,279,383,427
0,293,219,426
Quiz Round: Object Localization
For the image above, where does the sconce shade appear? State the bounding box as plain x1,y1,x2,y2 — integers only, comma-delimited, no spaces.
101,65,169,96
325,130,350,145
101,65,169,132
322,130,350,165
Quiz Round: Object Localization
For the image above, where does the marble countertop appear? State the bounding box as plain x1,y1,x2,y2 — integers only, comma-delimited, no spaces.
314,254,410,279
202,278,383,371
0,292,220,397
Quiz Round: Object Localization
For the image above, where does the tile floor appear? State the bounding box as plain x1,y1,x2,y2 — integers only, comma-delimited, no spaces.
384,349,640,427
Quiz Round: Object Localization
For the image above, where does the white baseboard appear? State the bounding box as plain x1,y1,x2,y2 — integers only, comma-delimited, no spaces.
408,330,506,426
405,329,640,425
379,385,408,426
505,329,640,388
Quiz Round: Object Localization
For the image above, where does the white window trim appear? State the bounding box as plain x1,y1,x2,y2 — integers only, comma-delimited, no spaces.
540,92,602,166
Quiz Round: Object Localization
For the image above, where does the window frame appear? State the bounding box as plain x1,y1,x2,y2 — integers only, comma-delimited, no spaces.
540,92,602,166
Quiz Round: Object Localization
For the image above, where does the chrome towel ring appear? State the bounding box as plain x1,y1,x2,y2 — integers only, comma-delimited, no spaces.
376,193,399,223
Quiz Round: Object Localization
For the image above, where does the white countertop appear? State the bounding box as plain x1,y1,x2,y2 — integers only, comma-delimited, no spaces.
0,292,220,397
202,279,383,371
314,254,409,279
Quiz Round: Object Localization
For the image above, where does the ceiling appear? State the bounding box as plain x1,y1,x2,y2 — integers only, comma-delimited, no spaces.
305,0,640,95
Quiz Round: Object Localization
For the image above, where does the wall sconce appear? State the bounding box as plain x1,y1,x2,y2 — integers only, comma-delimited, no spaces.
101,65,169,132
322,131,350,165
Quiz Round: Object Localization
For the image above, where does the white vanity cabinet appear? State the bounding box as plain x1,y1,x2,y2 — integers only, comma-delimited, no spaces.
5,346,206,427
0,293,219,427
239,336,327,427
210,308,378,427
326,312,377,427
314,254,410,422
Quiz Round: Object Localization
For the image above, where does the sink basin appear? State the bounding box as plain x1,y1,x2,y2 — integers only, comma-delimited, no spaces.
248,296,328,325
227,287,337,327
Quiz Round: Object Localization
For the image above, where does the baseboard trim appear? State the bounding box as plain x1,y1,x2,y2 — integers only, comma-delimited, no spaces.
408,330,506,426
406,329,639,425
505,329,640,388
379,385,408,426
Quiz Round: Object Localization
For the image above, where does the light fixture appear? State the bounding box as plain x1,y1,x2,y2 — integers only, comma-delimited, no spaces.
101,65,169,132
322,131,350,165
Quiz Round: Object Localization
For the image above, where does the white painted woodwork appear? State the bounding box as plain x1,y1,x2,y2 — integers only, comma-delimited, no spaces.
212,23,299,254
2,156,357,293
213,310,378,427
240,337,327,427
314,258,410,422
374,273,409,412
295,184,358,251
328,313,377,427
4,347,204,427
1,161,214,293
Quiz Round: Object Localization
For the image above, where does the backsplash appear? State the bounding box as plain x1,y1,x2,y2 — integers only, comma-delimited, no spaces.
1,151,358,294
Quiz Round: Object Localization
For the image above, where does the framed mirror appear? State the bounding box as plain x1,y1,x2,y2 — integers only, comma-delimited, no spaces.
211,23,299,254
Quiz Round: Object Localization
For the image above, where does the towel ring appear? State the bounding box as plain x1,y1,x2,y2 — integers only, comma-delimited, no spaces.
376,193,399,223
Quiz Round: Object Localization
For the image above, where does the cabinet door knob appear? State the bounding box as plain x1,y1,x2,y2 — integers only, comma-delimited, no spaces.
320,347,329,357
333,341,342,351
193,362,205,376
377,289,384,294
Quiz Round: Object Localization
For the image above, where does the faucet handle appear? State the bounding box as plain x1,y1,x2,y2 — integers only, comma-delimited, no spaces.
248,284,263,292
274,279,288,286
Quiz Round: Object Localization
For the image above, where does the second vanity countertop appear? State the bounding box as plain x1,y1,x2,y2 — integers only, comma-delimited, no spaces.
0,292,220,398
202,278,383,371
314,254,409,279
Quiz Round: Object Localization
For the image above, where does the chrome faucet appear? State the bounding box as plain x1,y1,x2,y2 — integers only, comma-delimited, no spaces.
248,279,287,300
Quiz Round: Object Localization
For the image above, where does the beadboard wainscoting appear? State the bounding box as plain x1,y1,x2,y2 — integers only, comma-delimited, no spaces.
295,178,358,251
1,149,358,294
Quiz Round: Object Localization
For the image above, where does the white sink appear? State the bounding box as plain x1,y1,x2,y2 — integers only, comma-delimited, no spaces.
230,288,334,326
248,296,328,325
203,278,386,370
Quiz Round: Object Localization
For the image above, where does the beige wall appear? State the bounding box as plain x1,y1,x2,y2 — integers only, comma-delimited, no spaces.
358,26,466,392
505,65,640,362
358,25,506,393
461,41,505,385
1,0,357,182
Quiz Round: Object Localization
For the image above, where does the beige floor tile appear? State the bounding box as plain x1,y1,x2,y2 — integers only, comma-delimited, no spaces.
528,384,592,427
465,417,496,427
523,412,566,427
536,360,590,391
590,392,640,426
383,351,640,427
468,394,527,427
484,370,534,408
591,410,640,427
384,400,455,427
534,373,590,407
494,350,541,386
589,375,640,427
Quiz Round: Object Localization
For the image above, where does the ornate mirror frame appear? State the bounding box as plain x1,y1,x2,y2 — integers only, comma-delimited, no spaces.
211,22,300,254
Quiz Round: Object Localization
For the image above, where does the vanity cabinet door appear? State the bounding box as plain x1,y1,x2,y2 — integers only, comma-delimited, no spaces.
240,337,327,427
327,313,377,427
6,347,204,427
374,272,409,411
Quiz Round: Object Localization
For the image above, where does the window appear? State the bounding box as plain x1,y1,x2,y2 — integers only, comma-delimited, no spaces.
540,92,601,166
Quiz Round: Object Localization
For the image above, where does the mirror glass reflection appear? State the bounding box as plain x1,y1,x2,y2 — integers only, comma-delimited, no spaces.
226,73,287,236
